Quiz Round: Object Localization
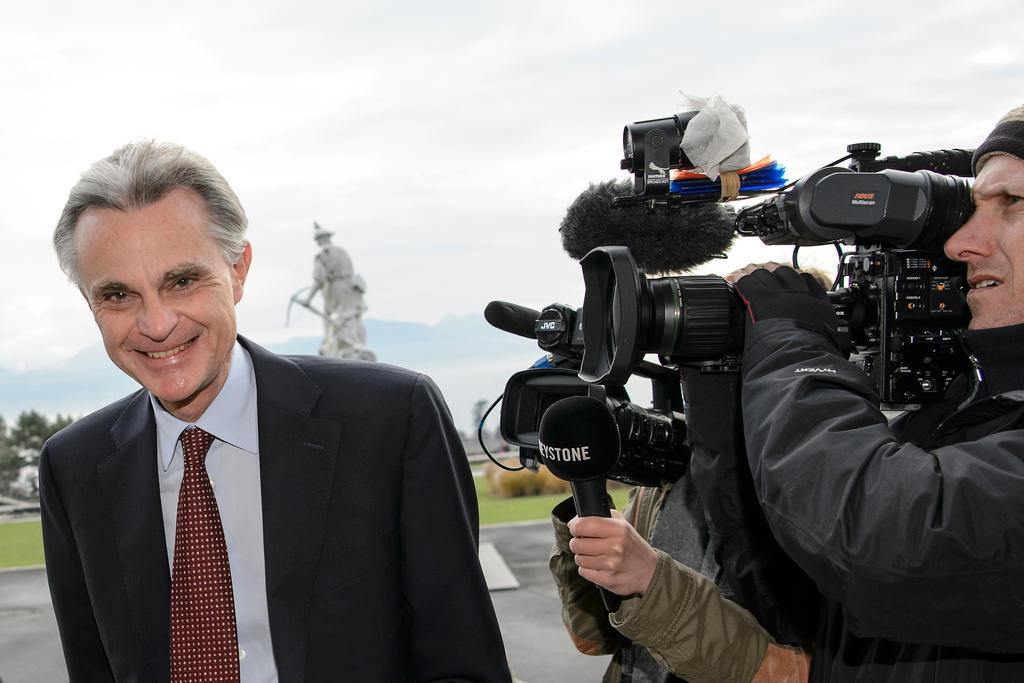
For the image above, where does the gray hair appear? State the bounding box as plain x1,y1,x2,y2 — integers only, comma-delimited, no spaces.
53,140,248,286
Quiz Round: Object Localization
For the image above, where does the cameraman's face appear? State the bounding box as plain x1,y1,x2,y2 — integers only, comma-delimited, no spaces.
944,155,1024,329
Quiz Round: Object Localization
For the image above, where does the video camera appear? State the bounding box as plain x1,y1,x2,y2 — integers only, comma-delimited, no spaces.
489,113,977,486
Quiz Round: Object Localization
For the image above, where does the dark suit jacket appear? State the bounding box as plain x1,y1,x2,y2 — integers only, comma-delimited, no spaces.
39,337,511,682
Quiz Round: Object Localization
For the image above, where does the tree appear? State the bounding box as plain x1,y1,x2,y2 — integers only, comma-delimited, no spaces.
0,416,21,496
0,411,76,499
472,399,490,432
11,410,73,451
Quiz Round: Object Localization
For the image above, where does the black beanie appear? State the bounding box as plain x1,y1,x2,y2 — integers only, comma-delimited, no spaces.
973,105,1024,174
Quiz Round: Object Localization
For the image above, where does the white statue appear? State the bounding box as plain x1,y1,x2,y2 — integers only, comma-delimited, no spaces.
290,223,376,361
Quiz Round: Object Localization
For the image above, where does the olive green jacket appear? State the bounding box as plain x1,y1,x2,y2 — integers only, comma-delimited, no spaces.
549,487,771,683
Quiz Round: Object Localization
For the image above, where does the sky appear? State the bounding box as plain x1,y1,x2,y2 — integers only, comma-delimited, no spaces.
1,0,1022,415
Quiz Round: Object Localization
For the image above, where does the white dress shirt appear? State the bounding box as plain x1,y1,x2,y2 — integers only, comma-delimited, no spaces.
152,341,278,683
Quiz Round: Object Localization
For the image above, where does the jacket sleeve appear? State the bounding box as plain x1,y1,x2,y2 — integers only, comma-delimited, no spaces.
610,549,771,683
398,374,512,681
548,496,625,657
39,443,117,683
740,318,1024,652
549,482,809,682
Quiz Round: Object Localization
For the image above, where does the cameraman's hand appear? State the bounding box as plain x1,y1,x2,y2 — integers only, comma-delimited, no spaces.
568,510,659,597
728,262,837,330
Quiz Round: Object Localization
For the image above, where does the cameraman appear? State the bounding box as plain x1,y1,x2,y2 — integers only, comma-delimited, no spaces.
728,106,1024,680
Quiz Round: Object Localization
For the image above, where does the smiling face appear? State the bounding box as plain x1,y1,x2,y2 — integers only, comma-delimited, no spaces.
944,155,1024,329
74,187,252,422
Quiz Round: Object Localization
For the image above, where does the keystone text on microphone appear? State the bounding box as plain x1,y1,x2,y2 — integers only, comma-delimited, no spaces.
538,441,592,462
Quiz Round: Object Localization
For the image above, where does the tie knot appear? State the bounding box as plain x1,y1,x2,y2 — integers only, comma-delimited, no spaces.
179,427,216,466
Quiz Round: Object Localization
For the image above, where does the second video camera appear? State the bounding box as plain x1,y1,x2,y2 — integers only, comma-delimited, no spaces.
492,131,976,485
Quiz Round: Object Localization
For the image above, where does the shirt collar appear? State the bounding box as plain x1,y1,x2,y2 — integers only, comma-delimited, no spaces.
151,340,260,471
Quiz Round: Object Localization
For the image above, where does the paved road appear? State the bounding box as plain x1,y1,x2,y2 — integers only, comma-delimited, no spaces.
0,520,611,683
484,521,612,682
0,563,64,683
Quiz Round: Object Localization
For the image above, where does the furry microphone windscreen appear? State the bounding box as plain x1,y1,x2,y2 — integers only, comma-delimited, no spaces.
559,179,737,274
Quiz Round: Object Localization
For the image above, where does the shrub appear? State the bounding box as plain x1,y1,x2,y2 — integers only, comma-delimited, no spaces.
483,459,570,498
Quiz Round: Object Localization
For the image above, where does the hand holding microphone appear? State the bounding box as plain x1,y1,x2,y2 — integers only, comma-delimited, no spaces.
567,512,660,600
539,396,657,609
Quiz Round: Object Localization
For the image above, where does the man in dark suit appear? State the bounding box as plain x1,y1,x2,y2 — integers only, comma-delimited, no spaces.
40,140,512,682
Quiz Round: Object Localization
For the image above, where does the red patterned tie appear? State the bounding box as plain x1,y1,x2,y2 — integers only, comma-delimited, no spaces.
170,427,240,682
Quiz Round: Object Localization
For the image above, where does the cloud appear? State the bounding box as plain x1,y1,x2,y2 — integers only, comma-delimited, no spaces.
969,45,1019,67
2,0,1024,380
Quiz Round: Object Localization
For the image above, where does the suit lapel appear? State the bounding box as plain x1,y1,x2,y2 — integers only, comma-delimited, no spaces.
242,338,341,681
89,339,341,682
96,391,172,682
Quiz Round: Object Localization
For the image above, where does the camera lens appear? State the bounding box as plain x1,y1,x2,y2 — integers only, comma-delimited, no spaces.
644,276,745,362
782,168,973,251
917,171,973,249
581,247,745,384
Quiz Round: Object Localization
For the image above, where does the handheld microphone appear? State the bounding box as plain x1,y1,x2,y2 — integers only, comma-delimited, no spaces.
559,178,737,274
538,395,622,611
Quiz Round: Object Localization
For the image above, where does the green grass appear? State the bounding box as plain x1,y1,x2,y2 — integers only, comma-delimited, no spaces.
0,520,45,569
474,476,631,526
0,482,631,569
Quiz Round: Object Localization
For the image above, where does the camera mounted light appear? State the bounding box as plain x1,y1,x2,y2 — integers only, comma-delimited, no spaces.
621,112,698,197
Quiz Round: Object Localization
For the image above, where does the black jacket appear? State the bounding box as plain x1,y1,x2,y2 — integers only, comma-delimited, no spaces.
740,318,1024,681
39,337,511,682
682,367,820,646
